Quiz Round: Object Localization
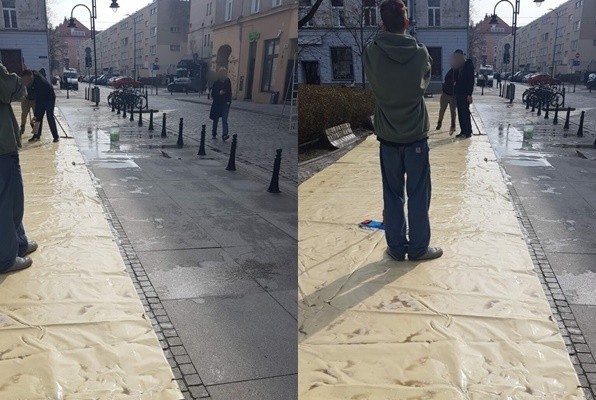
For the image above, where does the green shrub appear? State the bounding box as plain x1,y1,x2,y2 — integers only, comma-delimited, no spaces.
298,85,375,145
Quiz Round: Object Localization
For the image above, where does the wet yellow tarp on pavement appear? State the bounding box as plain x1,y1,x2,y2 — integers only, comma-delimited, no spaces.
0,126,181,398
298,101,584,399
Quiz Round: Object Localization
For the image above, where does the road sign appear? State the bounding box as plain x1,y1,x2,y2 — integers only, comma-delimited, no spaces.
575,53,580,59
155,57,159,63
152,64,160,71
573,60,580,67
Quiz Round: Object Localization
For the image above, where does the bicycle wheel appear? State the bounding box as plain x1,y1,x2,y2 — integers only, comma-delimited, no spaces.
135,95,146,110
522,89,530,104
550,92,563,108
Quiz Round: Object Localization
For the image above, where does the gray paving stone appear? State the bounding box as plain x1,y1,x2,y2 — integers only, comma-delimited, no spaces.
207,374,296,400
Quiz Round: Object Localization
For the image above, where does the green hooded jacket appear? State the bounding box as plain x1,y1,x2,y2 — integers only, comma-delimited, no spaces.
363,32,432,145
0,62,25,156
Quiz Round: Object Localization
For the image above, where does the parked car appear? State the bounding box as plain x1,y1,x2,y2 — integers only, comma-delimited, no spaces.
585,72,596,90
107,76,121,86
112,76,142,89
167,77,198,93
528,73,560,86
476,65,494,87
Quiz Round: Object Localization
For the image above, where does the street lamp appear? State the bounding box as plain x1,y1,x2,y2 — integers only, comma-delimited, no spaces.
126,14,139,81
549,8,563,78
69,0,119,106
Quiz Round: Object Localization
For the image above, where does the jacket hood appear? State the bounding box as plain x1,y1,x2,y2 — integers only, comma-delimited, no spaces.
0,62,18,105
372,32,421,64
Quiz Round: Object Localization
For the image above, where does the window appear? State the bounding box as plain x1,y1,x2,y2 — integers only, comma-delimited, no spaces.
331,0,345,27
571,40,578,50
428,0,440,27
150,8,157,15
150,45,156,55
261,39,279,91
170,26,179,33
225,0,233,21
575,0,582,8
427,47,442,80
251,0,260,13
541,32,549,41
170,45,181,51
490,26,504,32
150,27,157,37
2,0,17,29
593,39,596,46
71,30,86,37
272,0,282,7
121,37,129,45
300,0,313,27
573,20,581,31
206,2,212,15
330,47,353,80
363,0,377,27
568,14,573,21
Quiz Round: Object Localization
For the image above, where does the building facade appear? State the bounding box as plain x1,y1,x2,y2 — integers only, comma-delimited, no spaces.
53,17,91,76
471,14,511,70
495,0,595,76
298,0,469,86
78,0,191,79
188,0,215,63
0,0,49,74
210,0,298,103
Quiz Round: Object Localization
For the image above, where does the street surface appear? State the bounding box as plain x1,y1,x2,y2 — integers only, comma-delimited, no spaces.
55,88,298,400
474,83,596,397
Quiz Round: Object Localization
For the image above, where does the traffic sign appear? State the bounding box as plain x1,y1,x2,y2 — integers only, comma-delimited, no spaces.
575,53,580,59
155,57,159,63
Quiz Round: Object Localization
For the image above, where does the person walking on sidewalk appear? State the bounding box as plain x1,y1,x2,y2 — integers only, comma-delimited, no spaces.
453,49,475,139
436,54,458,135
363,0,443,261
209,67,232,141
22,70,59,143
0,61,38,274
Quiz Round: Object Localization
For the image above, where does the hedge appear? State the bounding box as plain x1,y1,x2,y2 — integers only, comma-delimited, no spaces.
298,85,375,145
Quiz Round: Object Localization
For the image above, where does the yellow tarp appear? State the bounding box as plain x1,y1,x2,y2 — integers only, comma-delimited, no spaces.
0,123,181,399
298,101,584,399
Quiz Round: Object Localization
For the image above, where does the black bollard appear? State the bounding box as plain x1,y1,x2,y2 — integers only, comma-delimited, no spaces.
526,96,530,110
577,111,585,137
531,98,536,113
481,85,484,96
117,102,121,115
177,118,184,148
537,100,542,117
267,149,282,193
553,104,559,125
130,104,134,122
226,134,238,171
198,124,206,156
122,103,127,118
111,99,115,112
544,101,550,120
161,113,167,138
148,110,154,131
138,106,143,127
563,107,571,130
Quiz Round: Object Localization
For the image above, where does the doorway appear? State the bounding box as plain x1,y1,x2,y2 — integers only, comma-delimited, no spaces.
245,41,257,100
426,47,443,81
0,49,23,75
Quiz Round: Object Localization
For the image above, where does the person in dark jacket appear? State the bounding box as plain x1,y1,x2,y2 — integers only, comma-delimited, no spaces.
363,0,442,262
436,54,458,134
453,49,475,139
22,69,59,143
209,67,232,141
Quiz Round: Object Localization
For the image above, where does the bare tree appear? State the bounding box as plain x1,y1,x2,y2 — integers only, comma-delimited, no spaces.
299,0,325,29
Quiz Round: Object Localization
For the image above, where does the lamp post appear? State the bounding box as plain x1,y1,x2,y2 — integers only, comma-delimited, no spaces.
550,8,563,78
490,0,545,102
68,0,120,106
126,14,139,81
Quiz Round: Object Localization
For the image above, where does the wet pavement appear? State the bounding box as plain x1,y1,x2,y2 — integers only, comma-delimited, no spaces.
54,90,297,400
474,85,596,397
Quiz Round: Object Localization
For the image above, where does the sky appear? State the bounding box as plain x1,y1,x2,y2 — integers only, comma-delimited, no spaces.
48,0,570,30
48,0,153,30
471,0,568,26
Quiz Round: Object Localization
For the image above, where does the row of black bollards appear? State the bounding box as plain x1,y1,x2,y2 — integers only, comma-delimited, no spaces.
527,97,587,137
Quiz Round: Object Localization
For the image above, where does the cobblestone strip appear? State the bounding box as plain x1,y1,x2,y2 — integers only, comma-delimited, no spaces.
93,183,212,400
508,184,596,399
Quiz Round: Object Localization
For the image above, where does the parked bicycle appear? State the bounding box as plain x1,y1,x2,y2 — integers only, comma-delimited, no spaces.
522,84,564,108
107,86,147,110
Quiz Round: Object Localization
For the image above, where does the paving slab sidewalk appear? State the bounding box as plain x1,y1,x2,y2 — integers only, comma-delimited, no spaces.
52,93,298,400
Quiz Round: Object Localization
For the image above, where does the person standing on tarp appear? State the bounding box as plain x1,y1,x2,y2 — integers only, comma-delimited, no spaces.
453,49,475,139
0,61,38,274
19,81,38,137
363,0,443,261
22,70,59,143
209,67,232,141
436,54,458,135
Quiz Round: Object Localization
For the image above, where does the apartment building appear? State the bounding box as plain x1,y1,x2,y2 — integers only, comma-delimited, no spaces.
53,17,91,75
188,0,215,63
0,0,49,74
210,0,298,103
299,0,469,86
78,0,190,79
495,0,595,75
471,14,512,69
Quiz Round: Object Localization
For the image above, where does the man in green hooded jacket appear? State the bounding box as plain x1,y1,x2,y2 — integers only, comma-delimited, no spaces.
0,61,38,273
363,0,442,261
